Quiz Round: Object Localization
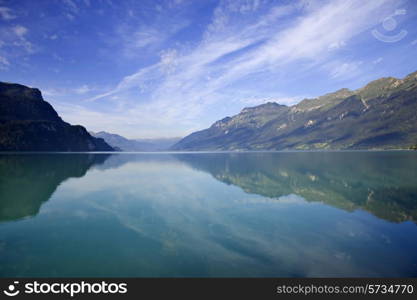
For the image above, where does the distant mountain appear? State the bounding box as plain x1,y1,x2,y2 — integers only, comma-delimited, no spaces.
91,131,181,151
135,137,182,151
0,82,113,151
172,71,417,150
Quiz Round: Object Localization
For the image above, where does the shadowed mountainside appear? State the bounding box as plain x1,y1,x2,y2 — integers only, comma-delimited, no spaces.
0,82,113,151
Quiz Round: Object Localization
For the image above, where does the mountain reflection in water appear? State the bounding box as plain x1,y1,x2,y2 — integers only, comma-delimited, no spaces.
0,152,416,277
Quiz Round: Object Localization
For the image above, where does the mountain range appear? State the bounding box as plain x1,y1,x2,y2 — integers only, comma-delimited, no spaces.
172,71,417,151
0,82,113,151
2,70,417,152
91,131,181,151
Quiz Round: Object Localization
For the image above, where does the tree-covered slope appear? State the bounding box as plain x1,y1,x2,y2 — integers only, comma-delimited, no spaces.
173,71,417,150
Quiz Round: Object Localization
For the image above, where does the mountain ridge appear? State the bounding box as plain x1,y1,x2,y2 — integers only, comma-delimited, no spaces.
91,131,181,151
0,82,114,151
172,71,417,151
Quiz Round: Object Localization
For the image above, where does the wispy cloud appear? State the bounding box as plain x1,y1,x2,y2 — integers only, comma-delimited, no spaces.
10,25,33,53
74,84,94,94
66,13,75,21
0,55,10,70
84,0,400,137
239,96,304,107
120,25,163,53
326,60,364,79
0,24,34,69
0,6,16,20
62,0,80,14
373,57,383,64
42,85,95,97
12,25,28,37
115,12,190,58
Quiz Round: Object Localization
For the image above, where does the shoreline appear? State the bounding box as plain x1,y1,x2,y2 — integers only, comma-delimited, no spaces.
0,149,416,154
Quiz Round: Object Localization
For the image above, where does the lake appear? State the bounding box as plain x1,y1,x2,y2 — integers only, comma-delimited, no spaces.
0,151,417,277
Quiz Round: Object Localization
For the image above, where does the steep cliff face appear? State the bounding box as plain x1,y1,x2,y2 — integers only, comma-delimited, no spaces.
0,82,113,151
172,71,417,150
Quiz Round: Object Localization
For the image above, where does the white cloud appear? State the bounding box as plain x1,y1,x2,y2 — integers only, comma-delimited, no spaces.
42,85,94,98
373,57,383,64
132,27,161,49
66,13,75,20
209,0,395,83
0,6,16,20
74,85,93,94
328,40,346,50
0,55,10,70
0,24,34,67
159,49,178,75
114,25,164,58
42,89,61,97
327,60,363,79
240,96,304,107
62,0,79,14
238,0,261,13
12,25,28,37
117,18,190,58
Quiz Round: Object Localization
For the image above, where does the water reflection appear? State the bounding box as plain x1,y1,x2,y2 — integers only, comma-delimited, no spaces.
175,152,417,223
0,154,110,222
0,152,416,277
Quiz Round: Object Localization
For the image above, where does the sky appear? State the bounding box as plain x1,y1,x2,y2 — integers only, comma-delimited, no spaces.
1,0,417,139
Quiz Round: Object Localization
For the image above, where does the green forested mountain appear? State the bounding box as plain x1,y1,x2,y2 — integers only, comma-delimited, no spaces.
173,71,417,150
0,82,113,151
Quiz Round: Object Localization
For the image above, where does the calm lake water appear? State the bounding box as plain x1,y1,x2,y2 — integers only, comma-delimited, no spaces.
0,152,417,277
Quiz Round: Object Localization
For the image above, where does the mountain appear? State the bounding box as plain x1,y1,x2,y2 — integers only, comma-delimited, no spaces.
0,82,113,151
91,131,143,151
91,131,181,151
172,71,417,150
135,137,182,151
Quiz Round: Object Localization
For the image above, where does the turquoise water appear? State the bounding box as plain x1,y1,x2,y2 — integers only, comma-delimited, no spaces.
0,152,417,277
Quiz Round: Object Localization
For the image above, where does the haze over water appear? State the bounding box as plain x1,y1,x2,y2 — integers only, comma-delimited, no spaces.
0,152,416,277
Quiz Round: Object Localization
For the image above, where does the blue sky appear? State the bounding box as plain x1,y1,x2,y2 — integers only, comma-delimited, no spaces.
1,0,417,138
